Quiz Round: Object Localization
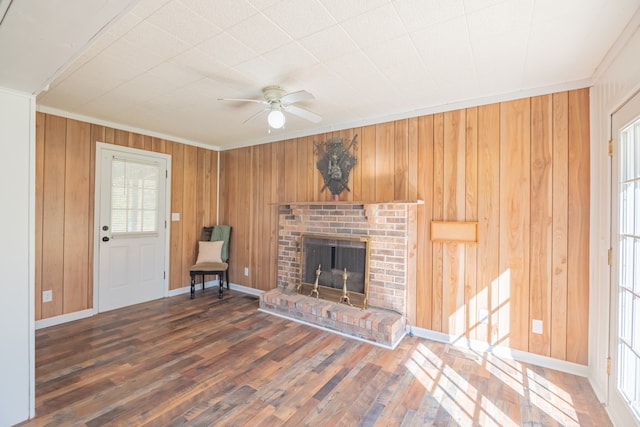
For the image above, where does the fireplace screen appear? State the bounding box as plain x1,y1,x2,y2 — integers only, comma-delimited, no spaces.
300,234,370,308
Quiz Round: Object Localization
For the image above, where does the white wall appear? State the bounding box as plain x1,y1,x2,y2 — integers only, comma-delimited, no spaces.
0,87,35,425
589,8,640,410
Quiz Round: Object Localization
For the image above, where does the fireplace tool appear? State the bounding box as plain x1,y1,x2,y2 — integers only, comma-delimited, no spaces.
309,264,321,299
339,268,353,307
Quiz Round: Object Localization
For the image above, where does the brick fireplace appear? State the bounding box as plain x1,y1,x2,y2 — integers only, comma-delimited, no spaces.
259,201,420,348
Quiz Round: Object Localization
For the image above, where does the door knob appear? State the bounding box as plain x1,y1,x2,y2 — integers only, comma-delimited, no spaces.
102,236,110,242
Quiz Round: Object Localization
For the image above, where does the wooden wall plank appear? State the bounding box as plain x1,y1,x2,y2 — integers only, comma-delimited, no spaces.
88,125,104,307
551,92,569,360
296,137,309,202
210,150,219,225
442,110,466,336
273,140,286,204
207,149,216,224
114,129,128,147
304,137,316,202
432,113,444,332
477,103,500,344
35,112,45,320
169,142,184,290
220,150,239,283
129,133,144,149
394,119,409,200
218,150,229,224
41,115,67,318
250,145,262,289
180,145,201,286
464,107,478,340
235,147,252,286
269,142,281,288
529,95,553,356
63,119,91,313
375,122,395,201
567,88,590,365
195,148,207,238
415,115,434,329
350,129,363,201
407,118,419,201
152,137,166,154
284,140,297,203
360,125,376,201
253,145,265,289
104,127,115,144
499,98,531,351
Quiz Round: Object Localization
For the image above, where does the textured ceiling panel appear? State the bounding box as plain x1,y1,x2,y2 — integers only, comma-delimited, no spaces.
1,0,637,149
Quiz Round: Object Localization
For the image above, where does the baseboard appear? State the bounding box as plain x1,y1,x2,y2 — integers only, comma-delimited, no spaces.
35,308,95,330
35,285,262,329
166,280,265,298
166,279,219,297
228,282,264,297
409,325,589,377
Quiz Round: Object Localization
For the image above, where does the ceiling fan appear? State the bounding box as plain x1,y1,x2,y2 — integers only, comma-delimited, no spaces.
218,85,321,129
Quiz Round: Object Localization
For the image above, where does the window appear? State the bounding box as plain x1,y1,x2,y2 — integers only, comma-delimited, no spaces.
110,158,160,236
617,118,640,419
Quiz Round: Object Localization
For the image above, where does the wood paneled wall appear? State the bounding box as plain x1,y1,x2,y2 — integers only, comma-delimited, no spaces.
35,113,218,320
219,88,590,364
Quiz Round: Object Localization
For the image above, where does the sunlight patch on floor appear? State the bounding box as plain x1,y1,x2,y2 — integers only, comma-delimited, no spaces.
406,341,583,426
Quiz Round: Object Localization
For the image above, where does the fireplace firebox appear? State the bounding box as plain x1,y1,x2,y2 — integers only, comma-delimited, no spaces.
299,234,369,308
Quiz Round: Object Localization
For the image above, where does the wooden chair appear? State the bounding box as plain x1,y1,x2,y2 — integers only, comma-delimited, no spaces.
189,225,231,299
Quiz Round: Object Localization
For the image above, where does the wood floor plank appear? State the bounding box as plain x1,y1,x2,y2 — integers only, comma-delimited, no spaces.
19,291,611,427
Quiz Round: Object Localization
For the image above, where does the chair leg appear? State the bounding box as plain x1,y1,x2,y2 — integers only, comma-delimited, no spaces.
218,272,224,299
190,275,195,299
202,274,206,293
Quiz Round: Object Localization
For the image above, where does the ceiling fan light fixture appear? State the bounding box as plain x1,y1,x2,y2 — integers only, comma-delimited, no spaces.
267,107,285,129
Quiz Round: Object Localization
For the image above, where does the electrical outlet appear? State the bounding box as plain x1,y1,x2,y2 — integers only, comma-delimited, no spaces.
43,290,52,302
532,319,543,334
244,267,249,276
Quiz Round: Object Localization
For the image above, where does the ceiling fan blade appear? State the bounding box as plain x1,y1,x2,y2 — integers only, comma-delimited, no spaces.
242,107,269,124
281,90,314,105
284,104,322,123
218,97,268,105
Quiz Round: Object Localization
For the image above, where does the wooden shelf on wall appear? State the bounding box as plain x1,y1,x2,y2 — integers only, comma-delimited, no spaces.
430,221,479,244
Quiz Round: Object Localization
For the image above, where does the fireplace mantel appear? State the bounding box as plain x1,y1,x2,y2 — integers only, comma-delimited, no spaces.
260,200,419,348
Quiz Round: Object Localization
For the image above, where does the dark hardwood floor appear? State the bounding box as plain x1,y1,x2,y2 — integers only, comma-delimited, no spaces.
19,289,611,426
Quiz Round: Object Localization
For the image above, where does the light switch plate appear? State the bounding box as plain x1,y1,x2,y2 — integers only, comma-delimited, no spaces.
43,290,52,302
244,267,249,276
171,212,180,221
532,319,543,334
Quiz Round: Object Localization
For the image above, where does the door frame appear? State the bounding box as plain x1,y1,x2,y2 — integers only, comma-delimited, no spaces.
608,90,640,427
93,142,172,313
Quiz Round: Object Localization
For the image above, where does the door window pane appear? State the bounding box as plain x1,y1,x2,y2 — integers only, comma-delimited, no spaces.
111,158,160,235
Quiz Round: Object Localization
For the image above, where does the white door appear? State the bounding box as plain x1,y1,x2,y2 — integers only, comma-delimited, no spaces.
96,143,169,312
610,91,640,426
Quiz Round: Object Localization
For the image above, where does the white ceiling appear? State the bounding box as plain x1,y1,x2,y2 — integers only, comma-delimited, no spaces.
3,0,640,150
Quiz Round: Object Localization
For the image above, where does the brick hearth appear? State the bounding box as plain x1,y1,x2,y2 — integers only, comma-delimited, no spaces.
260,288,404,348
259,201,420,348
